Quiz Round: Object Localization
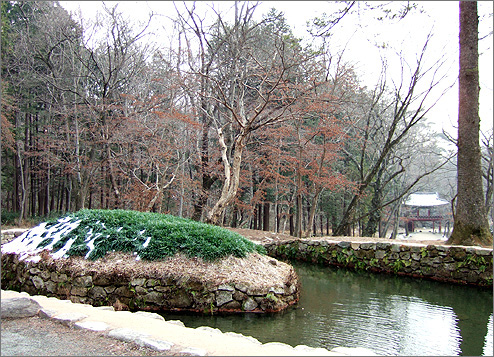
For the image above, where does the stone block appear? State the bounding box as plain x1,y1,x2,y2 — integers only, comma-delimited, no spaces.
52,312,88,326
31,276,45,290
233,290,247,301
222,300,242,310
88,286,107,300
217,283,235,291
360,242,376,250
40,270,51,280
145,279,159,287
108,328,150,343
376,242,389,250
114,285,134,298
166,289,191,308
143,291,163,304
130,278,146,286
134,311,165,320
390,244,401,253
375,250,386,259
216,290,233,306
71,286,88,297
1,297,41,318
73,275,93,288
153,286,171,293
45,280,57,294
268,286,285,295
29,268,42,275
92,275,112,286
399,251,411,260
242,297,258,311
235,282,249,293
337,241,351,249
136,337,174,351
104,285,117,294
75,321,110,332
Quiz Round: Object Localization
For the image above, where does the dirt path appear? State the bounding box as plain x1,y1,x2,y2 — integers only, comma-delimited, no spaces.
1,315,170,356
228,227,449,246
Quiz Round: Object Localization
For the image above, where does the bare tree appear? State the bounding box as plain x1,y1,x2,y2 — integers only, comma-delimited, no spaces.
333,36,449,236
201,4,323,225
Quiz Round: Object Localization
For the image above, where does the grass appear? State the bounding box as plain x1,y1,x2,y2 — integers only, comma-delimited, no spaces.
36,209,266,262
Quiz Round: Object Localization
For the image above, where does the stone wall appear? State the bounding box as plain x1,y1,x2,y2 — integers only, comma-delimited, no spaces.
264,239,493,287
1,253,299,314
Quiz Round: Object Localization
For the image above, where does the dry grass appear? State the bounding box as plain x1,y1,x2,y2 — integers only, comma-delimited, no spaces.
49,251,295,289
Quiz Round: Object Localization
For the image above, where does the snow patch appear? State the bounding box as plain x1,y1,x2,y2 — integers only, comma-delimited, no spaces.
1,217,81,261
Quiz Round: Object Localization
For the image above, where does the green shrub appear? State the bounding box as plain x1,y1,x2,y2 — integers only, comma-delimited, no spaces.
35,209,265,262
1,211,20,225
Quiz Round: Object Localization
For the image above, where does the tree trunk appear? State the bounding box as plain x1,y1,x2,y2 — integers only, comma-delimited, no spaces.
306,186,323,237
206,128,246,225
263,201,270,231
448,1,492,247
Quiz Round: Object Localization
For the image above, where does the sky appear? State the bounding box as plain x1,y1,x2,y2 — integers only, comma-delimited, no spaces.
59,1,493,140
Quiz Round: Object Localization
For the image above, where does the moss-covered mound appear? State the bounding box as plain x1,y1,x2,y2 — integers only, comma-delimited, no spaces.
2,209,265,262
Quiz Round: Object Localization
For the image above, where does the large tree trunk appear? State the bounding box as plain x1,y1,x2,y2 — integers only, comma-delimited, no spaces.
206,128,246,225
306,186,323,237
448,1,492,247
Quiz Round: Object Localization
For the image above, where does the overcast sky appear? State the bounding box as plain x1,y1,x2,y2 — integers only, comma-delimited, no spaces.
59,1,493,138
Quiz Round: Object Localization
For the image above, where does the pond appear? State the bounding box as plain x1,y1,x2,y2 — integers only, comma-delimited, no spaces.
163,261,493,356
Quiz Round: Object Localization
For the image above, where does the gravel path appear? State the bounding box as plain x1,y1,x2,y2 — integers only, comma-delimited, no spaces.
1,315,172,356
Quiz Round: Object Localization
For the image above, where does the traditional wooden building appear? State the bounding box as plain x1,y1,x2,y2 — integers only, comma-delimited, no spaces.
402,192,450,235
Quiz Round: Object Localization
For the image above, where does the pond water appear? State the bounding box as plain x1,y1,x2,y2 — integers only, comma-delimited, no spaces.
163,261,493,356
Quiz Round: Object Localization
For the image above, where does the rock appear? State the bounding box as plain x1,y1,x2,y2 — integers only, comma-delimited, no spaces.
114,285,134,298
75,320,110,331
167,320,185,327
167,289,191,308
134,311,165,320
130,278,146,286
73,276,93,288
268,286,285,295
337,241,351,249
221,300,242,310
375,250,386,259
70,286,88,297
39,308,58,319
242,297,258,311
1,297,41,318
52,312,88,326
45,280,57,294
108,328,150,343
234,282,249,293
136,337,174,351
390,244,401,253
217,283,234,291
88,286,107,300
142,291,163,305
31,276,45,290
215,290,233,306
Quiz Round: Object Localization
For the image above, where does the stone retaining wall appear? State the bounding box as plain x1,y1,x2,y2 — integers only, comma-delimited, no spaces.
1,253,299,314
264,239,493,287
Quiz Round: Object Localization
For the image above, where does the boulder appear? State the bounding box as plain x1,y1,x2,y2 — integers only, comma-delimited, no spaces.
1,297,41,318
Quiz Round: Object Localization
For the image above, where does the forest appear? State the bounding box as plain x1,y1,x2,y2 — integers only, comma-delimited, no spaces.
1,1,492,238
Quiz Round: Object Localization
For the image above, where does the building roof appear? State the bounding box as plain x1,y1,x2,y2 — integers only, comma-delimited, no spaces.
403,192,449,207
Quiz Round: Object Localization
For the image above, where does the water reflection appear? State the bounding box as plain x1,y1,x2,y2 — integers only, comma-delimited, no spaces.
163,262,493,356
